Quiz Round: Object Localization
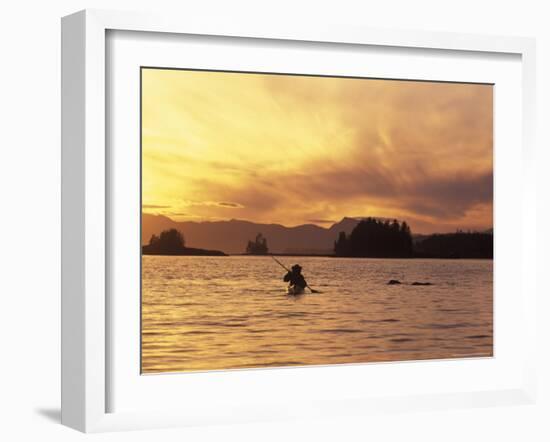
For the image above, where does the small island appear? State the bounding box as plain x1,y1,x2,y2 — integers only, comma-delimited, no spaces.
142,228,226,256
245,233,269,255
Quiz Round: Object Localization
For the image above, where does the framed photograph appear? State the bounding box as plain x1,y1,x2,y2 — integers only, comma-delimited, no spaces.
61,9,538,432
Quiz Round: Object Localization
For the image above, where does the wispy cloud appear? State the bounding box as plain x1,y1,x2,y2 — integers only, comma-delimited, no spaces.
179,200,245,209
143,204,171,209
217,201,244,208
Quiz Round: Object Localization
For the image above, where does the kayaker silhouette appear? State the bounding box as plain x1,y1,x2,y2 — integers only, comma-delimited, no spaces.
283,264,308,294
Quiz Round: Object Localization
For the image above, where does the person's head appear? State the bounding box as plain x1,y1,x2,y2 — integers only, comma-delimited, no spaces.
291,264,302,274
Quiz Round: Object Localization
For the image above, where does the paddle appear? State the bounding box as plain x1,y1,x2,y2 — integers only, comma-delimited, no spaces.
270,255,321,294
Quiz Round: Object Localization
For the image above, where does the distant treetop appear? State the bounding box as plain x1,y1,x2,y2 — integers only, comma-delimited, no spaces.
334,217,413,258
246,233,269,255
146,228,186,254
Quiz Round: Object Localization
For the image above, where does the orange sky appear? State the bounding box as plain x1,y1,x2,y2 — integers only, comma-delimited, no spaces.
142,68,493,234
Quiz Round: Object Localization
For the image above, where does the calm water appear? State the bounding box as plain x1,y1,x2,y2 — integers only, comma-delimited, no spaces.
142,256,493,373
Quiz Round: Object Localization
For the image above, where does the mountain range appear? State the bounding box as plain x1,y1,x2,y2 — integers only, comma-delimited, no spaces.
142,214,361,255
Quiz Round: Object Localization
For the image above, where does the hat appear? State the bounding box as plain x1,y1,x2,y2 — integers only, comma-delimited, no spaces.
291,264,302,271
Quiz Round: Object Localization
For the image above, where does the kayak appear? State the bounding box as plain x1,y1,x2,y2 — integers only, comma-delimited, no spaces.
287,285,306,295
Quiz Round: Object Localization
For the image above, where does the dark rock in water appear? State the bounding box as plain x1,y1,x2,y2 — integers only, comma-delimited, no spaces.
387,279,433,286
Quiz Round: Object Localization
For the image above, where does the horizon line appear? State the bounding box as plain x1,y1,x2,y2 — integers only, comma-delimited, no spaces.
142,212,493,235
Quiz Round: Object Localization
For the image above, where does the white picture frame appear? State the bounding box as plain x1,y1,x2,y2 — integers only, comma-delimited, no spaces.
61,9,538,433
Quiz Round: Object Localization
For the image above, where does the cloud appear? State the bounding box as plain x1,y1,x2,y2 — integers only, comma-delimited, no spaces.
142,70,493,233
143,204,171,209
217,201,244,208
178,200,244,209
406,171,493,218
189,158,492,231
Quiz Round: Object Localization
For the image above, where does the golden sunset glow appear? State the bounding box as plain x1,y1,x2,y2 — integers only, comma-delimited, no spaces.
142,68,492,233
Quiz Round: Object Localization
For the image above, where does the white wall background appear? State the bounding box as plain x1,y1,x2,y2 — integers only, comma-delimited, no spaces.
0,1,547,440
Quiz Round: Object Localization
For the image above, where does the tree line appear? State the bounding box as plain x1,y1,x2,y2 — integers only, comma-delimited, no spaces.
334,218,413,258
414,231,493,259
334,218,492,259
